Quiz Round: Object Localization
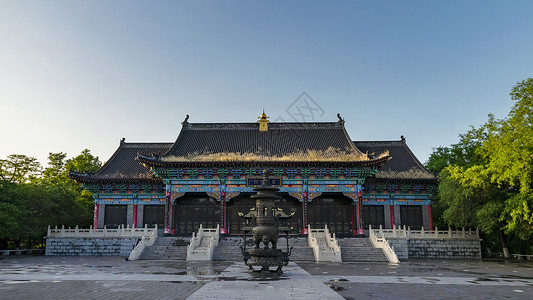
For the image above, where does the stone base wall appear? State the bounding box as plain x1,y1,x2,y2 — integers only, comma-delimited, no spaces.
388,238,481,259
45,238,139,256
387,239,408,259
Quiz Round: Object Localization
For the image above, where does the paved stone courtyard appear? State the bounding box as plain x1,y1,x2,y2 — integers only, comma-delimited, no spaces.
1,256,532,299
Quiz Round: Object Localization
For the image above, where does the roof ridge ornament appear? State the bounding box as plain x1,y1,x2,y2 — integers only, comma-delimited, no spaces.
120,137,125,144
182,115,190,127
258,108,270,132
337,113,345,125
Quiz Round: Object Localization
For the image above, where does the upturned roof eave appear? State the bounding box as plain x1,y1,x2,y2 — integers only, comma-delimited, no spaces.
68,170,162,184
366,176,438,183
137,154,390,168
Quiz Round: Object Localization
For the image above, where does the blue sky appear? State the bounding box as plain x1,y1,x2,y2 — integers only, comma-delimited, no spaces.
1,1,532,166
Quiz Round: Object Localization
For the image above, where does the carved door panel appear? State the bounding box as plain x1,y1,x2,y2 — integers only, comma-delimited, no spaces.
175,194,220,235
308,195,352,236
104,205,127,229
400,205,423,230
143,204,165,228
227,195,255,234
362,205,385,229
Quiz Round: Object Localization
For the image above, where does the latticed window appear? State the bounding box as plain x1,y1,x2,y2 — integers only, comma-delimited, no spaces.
143,205,165,228
400,205,423,230
362,205,385,229
104,205,127,229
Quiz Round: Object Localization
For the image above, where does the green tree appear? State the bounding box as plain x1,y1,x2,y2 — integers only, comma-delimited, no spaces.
479,78,533,242
41,152,68,185
0,181,22,248
426,129,485,173
427,78,533,256
65,149,102,173
0,154,41,183
65,149,102,210
0,149,102,249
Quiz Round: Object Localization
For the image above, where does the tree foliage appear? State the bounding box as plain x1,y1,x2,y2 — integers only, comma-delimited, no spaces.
0,154,42,183
66,149,102,173
0,149,102,249
480,78,533,240
427,78,533,253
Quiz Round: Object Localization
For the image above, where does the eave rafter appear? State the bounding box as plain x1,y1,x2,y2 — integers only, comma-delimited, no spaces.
137,153,390,169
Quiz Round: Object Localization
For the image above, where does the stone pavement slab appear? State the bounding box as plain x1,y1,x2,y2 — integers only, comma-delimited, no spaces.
0,280,202,300
1,256,533,299
187,262,343,299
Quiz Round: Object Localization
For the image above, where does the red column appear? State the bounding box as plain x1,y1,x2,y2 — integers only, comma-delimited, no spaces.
302,192,308,235
132,204,138,228
352,204,357,235
428,205,434,231
164,193,171,235
170,202,176,235
93,204,99,229
390,205,395,229
220,191,227,234
357,192,364,235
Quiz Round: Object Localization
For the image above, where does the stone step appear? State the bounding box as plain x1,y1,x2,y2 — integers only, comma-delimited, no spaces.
336,238,390,262
337,238,374,247
138,236,189,260
213,237,314,262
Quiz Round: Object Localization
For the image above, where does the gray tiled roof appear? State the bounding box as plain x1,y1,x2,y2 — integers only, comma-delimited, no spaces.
70,141,172,182
354,139,436,180
163,122,362,157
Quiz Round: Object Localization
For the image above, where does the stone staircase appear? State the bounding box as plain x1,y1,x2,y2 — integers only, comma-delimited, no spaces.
278,237,315,262
213,236,314,262
338,237,389,262
212,237,245,261
138,236,190,260
187,225,219,261
308,226,342,262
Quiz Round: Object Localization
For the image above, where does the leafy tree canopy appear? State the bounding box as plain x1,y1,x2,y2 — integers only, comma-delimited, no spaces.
0,154,41,184
66,149,102,174
427,78,533,247
0,149,102,248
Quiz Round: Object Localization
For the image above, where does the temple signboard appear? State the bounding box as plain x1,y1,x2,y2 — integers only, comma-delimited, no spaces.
246,177,282,187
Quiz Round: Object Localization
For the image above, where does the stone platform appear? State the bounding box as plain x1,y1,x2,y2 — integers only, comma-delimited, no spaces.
1,256,532,299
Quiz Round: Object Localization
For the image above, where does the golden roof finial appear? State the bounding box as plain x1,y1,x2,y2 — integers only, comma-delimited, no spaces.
259,107,268,120
258,107,270,131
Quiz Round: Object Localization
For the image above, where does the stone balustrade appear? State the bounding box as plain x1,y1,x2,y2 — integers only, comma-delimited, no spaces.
368,227,400,264
371,225,480,240
187,224,220,261
307,225,341,262
45,224,158,256
128,225,159,261
47,224,156,238
370,225,482,259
